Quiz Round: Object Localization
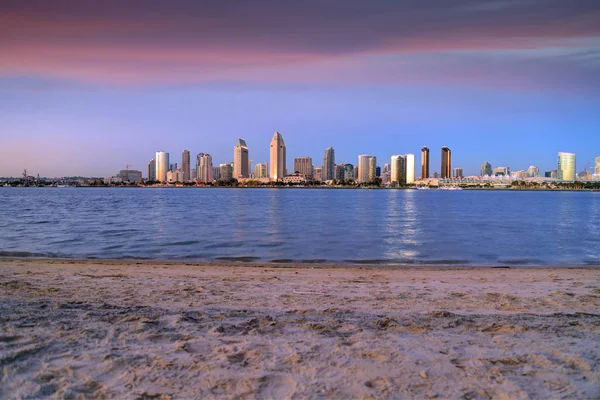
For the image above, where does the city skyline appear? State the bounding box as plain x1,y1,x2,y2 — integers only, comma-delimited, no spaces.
1,1,599,177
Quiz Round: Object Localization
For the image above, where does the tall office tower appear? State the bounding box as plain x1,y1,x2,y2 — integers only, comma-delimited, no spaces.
313,167,323,181
481,162,493,177
182,150,190,182
323,147,335,181
421,146,430,179
357,155,373,183
391,155,406,184
233,138,249,178
527,165,540,178
493,167,510,176
198,154,213,182
155,151,169,182
294,157,313,178
190,169,196,181
453,168,463,178
382,163,390,174
405,153,415,183
195,153,204,179
441,146,451,179
368,156,377,182
334,163,346,181
557,152,576,181
169,163,178,172
253,163,268,179
220,163,233,181
344,164,354,181
148,158,156,181
376,166,381,177
212,167,221,181
269,132,286,180
594,156,600,175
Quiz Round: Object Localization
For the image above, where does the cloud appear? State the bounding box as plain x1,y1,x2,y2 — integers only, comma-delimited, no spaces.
0,0,599,89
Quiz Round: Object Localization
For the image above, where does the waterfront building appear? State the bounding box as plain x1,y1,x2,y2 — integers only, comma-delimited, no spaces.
182,150,190,182
334,163,346,181
117,169,142,183
595,156,600,175
212,167,220,181
432,172,440,179
381,171,391,184
557,152,576,181
405,154,415,183
198,154,213,183
493,167,510,176
481,162,492,177
166,169,184,183
354,167,359,181
294,157,313,179
382,163,390,174
234,138,249,178
190,169,196,181
155,151,169,183
313,167,323,181
269,132,286,180
169,163,177,172
453,168,463,179
391,155,406,185
148,158,156,181
220,163,233,181
421,146,430,179
358,155,376,183
512,170,527,179
344,164,354,181
253,163,268,179
283,172,308,184
323,147,335,181
441,146,451,179
527,165,540,178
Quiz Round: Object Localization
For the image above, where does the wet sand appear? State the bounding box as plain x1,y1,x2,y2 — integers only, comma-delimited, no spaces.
1,259,599,399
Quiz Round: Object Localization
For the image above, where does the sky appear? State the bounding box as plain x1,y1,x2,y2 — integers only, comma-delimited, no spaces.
1,0,599,177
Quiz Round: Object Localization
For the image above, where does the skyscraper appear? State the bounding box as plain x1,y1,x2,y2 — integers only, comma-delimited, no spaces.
481,162,492,177
155,151,169,183
148,158,156,182
594,156,600,175
323,147,335,181
234,138,249,178
182,150,190,182
344,164,354,181
453,168,463,178
294,157,313,179
369,156,377,182
527,165,540,178
557,152,576,181
269,132,286,180
405,154,415,183
357,155,374,183
253,163,268,179
220,163,233,181
441,146,451,179
313,167,323,181
198,154,213,183
334,163,346,181
390,155,405,184
421,146,430,179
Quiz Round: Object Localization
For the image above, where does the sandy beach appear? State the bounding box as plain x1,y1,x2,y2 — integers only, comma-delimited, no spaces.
0,259,599,399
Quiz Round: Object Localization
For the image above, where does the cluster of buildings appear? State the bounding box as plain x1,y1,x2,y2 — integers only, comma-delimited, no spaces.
107,132,599,185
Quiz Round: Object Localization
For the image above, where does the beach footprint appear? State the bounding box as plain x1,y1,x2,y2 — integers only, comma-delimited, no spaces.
258,375,297,399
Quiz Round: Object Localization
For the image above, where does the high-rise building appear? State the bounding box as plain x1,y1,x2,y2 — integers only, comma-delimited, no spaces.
557,152,576,181
441,146,451,179
512,170,528,179
595,156,600,175
368,156,377,182
190,169,196,181
313,167,323,181
253,163,268,179
323,147,335,181
390,155,406,184
211,167,219,181
220,163,233,181
269,132,286,180
294,157,313,179
405,154,415,183
148,158,156,181
493,167,510,176
334,163,346,181
166,169,184,183
117,169,143,183
155,151,169,183
357,155,374,183
344,164,354,181
527,165,540,178
376,166,381,177
169,163,177,172
453,168,463,178
382,163,390,174
481,162,492,177
421,146,430,179
234,138,249,178
198,154,213,182
182,150,190,182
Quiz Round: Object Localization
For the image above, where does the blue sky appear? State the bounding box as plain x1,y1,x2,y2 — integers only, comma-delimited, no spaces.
0,0,599,177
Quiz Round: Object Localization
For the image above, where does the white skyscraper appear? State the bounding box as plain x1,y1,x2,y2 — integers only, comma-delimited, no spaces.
390,155,405,184
557,152,576,181
358,155,375,183
269,132,286,180
405,153,415,184
155,151,169,183
199,154,213,183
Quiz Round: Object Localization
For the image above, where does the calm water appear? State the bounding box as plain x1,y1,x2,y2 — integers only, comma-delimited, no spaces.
0,187,598,266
